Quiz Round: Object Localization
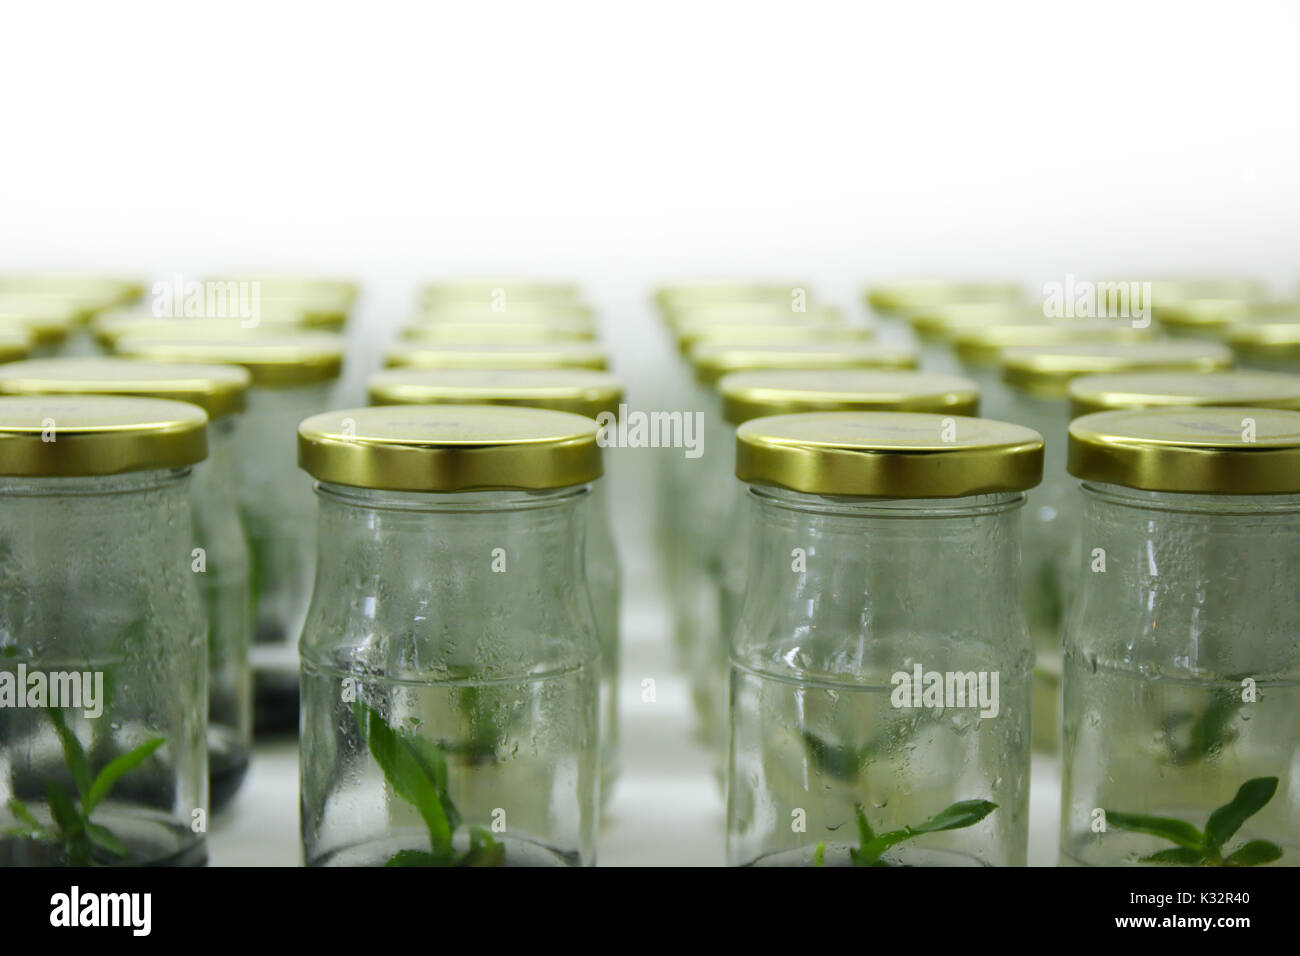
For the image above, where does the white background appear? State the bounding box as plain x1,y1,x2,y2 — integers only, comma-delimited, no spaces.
3,1,1297,865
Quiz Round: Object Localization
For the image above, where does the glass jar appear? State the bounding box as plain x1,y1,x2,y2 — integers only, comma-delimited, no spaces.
697,369,981,778
0,329,33,366
863,280,1024,326
298,405,602,867
421,279,584,313
1226,311,1300,373
0,358,257,810
1061,407,1300,867
366,367,625,807
726,411,1043,867
400,319,597,345
0,295,81,358
673,342,918,686
0,396,208,866
998,342,1234,752
385,342,609,372
113,332,345,735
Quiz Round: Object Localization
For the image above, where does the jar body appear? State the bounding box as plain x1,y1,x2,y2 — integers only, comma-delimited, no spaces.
727,488,1032,867
1060,483,1300,866
587,480,622,804
0,471,207,866
192,418,252,809
240,382,335,732
299,484,601,867
1003,390,1072,751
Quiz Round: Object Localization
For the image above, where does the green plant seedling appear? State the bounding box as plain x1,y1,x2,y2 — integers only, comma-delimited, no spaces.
813,799,998,866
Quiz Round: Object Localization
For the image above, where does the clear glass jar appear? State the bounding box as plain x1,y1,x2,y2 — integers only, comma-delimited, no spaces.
0,396,208,866
673,344,918,736
298,405,602,867
726,411,1043,867
704,370,981,780
113,333,346,735
1060,407,1300,867
365,367,624,806
0,358,257,810
998,342,1234,752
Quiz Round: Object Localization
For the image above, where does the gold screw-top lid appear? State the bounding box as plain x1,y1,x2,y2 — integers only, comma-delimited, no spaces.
206,275,359,308
0,275,145,310
953,318,1160,367
418,300,596,326
0,395,207,476
677,321,873,355
93,307,344,349
385,342,609,371
1224,306,1300,362
0,328,35,363
1150,298,1254,335
719,369,980,425
298,404,601,492
400,320,597,344
1001,342,1233,399
421,280,582,308
115,333,345,388
367,367,623,420
654,281,810,317
905,302,1030,341
736,411,1043,497
0,295,83,345
1068,406,1300,494
1068,370,1300,419
0,358,251,420
864,281,1023,316
689,341,917,385
1128,277,1268,306
668,302,842,333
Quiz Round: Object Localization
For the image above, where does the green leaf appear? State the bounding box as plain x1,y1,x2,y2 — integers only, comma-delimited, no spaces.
1224,840,1283,867
46,708,91,800
812,842,825,867
801,731,861,782
84,738,166,814
385,849,450,867
353,700,453,857
906,799,999,835
1140,847,1206,865
1204,777,1278,851
458,826,505,867
854,805,876,845
6,798,55,841
45,782,84,838
401,732,462,834
85,822,129,859
1104,810,1205,850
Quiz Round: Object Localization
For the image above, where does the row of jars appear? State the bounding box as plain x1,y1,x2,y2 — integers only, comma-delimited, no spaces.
656,279,1299,866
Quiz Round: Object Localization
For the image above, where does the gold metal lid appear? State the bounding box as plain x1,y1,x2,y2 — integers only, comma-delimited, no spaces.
736,411,1043,497
421,280,582,308
1001,342,1234,399
654,281,810,317
719,369,980,425
298,404,601,492
668,302,843,332
0,395,207,476
0,295,82,345
385,343,609,371
0,358,251,420
0,328,35,363
1068,406,1300,494
1068,370,1300,419
953,318,1160,367
399,320,597,344
0,275,145,309
115,333,345,388
1226,319,1300,362
206,275,359,309
93,307,344,348
905,302,1031,341
1150,298,1253,334
864,281,1023,316
689,341,917,385
677,321,874,355
417,300,597,326
1132,278,1268,306
367,367,623,419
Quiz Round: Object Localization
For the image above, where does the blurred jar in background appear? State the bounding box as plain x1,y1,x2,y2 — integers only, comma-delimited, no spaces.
0,396,208,866
698,368,981,781
998,341,1235,752
0,276,145,357
419,279,584,315
91,306,349,354
1061,407,1300,867
0,296,83,358
114,332,346,736
366,366,626,808
298,406,602,867
0,328,34,365
672,341,918,710
0,358,257,810
1226,304,1300,373
385,342,610,371
863,280,1024,328
399,319,597,344
727,411,1042,867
